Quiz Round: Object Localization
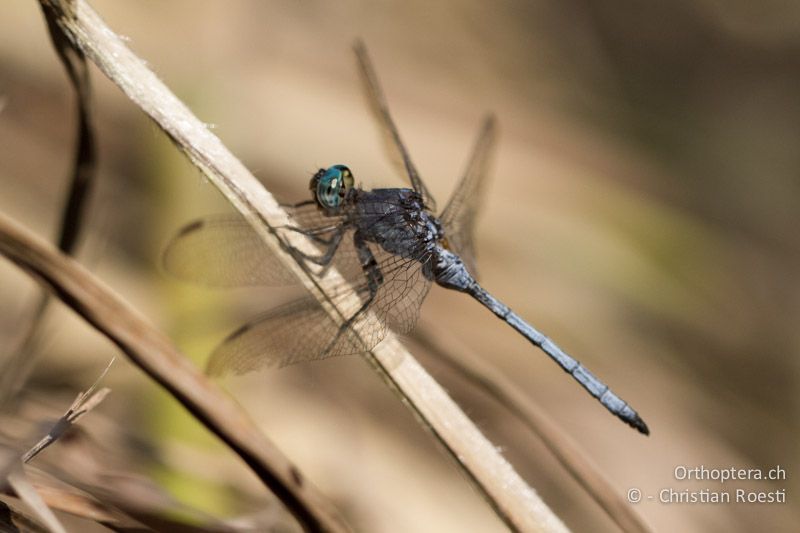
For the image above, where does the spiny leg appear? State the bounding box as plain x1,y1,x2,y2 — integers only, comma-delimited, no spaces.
279,199,316,209
280,224,347,268
320,230,384,357
280,223,343,246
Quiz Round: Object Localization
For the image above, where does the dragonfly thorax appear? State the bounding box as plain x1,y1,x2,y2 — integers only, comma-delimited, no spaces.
348,188,441,261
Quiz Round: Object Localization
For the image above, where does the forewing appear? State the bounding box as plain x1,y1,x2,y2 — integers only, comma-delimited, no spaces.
439,116,498,279
162,215,298,287
162,204,348,287
354,41,437,211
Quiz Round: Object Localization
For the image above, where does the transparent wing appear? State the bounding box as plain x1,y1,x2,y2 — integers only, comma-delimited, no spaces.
205,297,364,375
354,41,437,212
282,200,346,230
206,243,434,376
367,242,434,333
439,115,498,279
162,204,347,287
162,215,298,287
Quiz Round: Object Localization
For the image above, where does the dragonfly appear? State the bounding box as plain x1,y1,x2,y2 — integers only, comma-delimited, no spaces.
163,42,649,435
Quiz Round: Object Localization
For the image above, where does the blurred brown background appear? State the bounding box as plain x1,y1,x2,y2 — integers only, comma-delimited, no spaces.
1,1,798,531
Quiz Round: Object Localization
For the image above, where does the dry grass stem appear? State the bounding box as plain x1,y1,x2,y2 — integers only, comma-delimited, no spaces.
37,0,569,530
0,211,350,533
22,357,114,464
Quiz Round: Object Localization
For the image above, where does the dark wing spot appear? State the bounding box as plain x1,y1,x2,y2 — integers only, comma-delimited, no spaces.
176,219,205,237
289,466,303,487
224,322,252,343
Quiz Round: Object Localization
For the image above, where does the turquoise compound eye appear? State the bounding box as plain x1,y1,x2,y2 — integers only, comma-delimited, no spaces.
315,165,353,209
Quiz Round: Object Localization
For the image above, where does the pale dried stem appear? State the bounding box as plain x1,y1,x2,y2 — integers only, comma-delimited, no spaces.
22,356,115,464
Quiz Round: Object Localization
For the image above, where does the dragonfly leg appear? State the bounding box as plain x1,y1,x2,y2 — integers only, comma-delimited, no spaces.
278,199,316,209
353,229,384,289
320,230,384,356
280,223,342,246
282,225,347,268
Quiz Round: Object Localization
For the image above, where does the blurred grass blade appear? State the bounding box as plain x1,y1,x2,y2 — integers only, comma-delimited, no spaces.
7,462,67,533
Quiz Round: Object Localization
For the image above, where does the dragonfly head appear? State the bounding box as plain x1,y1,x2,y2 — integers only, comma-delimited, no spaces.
310,165,354,212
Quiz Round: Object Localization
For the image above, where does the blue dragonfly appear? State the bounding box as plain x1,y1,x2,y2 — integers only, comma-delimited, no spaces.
163,43,648,434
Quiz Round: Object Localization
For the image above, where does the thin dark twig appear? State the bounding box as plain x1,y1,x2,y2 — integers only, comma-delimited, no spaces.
42,1,97,255
0,0,98,406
